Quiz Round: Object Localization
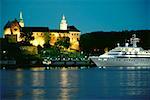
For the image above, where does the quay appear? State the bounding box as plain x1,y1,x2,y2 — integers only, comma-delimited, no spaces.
0,57,95,69
42,57,95,67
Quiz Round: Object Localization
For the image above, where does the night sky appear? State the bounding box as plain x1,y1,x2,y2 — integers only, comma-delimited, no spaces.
0,0,150,36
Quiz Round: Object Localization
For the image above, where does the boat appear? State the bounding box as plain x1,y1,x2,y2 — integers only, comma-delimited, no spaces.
89,34,150,67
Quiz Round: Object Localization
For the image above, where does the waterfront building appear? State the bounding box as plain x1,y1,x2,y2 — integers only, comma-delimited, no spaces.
3,12,80,50
21,27,49,47
50,15,80,50
4,19,21,42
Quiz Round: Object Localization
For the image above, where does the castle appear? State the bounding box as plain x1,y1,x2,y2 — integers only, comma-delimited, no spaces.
4,12,80,50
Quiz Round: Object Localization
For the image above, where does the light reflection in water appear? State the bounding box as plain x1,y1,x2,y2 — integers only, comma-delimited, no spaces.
2,67,149,100
119,70,148,96
16,69,24,87
31,69,45,100
15,69,24,100
16,89,23,100
32,89,45,100
31,69,45,87
59,68,69,100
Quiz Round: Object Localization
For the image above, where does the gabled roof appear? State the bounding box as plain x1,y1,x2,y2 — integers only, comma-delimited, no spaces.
4,19,20,29
21,27,49,32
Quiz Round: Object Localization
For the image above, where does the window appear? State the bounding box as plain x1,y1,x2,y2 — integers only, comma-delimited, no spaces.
14,28,17,31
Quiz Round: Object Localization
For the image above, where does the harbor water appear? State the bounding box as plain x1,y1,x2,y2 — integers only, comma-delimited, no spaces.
1,67,150,100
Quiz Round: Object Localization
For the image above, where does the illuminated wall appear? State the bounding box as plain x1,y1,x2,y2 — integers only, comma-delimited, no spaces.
4,28,11,35
30,32,46,47
69,31,80,50
4,20,22,42
50,32,59,46
49,31,80,50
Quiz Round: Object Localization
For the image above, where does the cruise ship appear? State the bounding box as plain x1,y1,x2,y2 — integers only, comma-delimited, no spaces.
89,34,150,67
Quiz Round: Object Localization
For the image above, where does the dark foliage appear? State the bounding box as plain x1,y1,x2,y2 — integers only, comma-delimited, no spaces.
0,38,23,61
80,30,150,55
55,37,70,49
20,31,34,45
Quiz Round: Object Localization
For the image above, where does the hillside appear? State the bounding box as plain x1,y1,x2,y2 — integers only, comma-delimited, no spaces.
80,30,150,55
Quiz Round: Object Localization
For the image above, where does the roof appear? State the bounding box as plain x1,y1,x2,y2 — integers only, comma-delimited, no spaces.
67,26,80,32
4,19,20,29
51,26,80,33
50,29,69,33
21,27,49,32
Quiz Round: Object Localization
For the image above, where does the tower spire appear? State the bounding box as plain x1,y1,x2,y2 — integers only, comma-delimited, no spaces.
60,14,68,30
20,11,23,19
19,11,24,27
62,14,65,20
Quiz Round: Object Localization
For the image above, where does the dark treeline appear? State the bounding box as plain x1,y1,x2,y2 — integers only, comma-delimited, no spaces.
80,30,150,55
0,38,42,67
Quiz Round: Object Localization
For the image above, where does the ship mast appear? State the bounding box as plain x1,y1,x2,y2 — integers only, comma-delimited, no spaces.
130,34,140,47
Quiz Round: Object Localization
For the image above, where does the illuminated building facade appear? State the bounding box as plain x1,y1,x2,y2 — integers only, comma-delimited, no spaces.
21,27,49,47
50,15,80,50
3,12,80,50
4,19,21,42
50,26,80,50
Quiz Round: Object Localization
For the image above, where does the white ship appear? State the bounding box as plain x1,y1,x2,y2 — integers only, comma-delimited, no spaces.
89,34,150,67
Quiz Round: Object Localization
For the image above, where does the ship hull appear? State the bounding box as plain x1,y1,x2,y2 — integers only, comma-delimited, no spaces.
90,56,150,67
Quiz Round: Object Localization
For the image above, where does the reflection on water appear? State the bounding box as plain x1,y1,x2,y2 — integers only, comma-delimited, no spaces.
16,89,23,100
119,71,149,97
31,68,45,100
16,69,24,87
31,71,45,87
59,69,69,100
32,89,45,100
1,67,150,100
15,70,24,100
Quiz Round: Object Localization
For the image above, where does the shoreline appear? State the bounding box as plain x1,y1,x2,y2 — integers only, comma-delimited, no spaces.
0,61,96,69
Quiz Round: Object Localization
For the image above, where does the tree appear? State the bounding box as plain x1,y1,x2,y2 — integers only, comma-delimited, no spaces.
43,32,50,48
55,37,70,49
20,31,34,45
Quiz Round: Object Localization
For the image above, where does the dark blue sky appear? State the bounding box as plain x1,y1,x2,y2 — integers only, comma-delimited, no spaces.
1,0,150,36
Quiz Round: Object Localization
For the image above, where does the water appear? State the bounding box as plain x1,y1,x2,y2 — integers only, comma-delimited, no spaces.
1,67,150,100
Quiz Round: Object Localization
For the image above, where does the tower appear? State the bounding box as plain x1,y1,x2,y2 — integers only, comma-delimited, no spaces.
19,11,24,27
60,15,67,30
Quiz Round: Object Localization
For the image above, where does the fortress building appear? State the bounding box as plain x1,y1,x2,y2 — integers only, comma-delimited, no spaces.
3,12,80,50
4,19,21,42
50,15,80,50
